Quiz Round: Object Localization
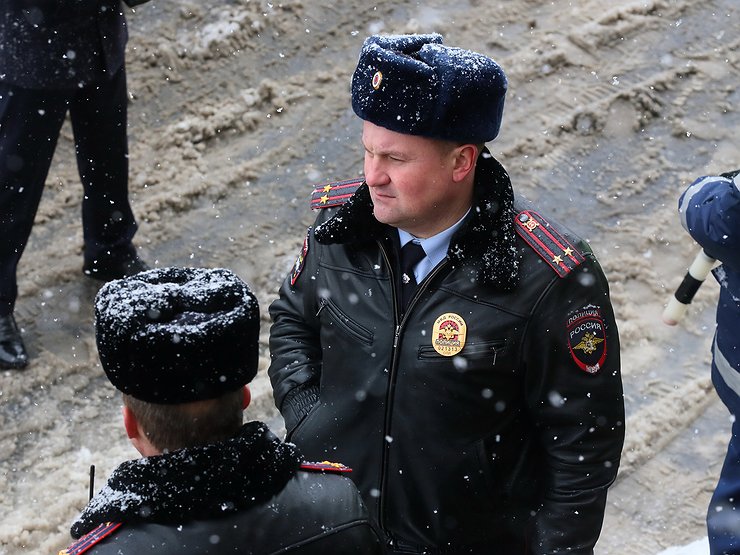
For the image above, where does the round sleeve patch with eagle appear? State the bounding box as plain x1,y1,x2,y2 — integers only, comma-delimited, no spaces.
290,228,311,286
566,305,607,374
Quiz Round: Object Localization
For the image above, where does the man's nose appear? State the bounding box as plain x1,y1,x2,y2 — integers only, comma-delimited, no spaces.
364,158,390,187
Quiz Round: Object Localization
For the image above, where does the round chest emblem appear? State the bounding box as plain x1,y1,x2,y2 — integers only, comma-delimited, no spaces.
372,70,383,90
432,313,467,357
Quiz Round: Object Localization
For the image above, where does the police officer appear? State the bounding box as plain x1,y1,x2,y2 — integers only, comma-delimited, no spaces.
269,34,625,554
59,267,382,555
0,0,149,370
679,169,740,554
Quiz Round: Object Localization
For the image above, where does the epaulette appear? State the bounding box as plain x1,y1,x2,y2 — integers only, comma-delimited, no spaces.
59,522,122,555
301,460,353,473
514,210,585,278
310,178,364,210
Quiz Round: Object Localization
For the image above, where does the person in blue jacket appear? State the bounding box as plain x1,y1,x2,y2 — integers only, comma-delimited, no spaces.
679,169,740,554
0,0,150,370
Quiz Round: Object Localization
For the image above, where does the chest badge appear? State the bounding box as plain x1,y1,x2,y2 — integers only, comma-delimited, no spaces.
432,313,467,356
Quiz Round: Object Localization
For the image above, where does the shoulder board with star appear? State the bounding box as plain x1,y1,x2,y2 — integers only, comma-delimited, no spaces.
59,522,122,555
300,460,353,473
514,210,586,278
310,178,364,210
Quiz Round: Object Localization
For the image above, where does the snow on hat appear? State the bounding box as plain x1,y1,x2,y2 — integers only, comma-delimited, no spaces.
351,33,507,143
94,267,260,405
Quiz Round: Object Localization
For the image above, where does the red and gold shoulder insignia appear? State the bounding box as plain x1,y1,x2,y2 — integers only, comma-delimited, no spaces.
301,460,353,473
59,522,122,555
310,178,364,210
514,210,585,277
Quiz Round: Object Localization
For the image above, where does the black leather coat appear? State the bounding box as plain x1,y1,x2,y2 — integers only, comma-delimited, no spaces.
62,422,382,554
269,153,625,554
0,0,128,89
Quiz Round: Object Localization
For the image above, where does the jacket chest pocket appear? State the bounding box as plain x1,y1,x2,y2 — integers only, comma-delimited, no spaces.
317,298,374,346
418,338,507,364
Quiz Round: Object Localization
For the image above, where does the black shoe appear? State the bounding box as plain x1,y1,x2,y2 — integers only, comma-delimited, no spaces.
0,314,29,370
83,252,150,282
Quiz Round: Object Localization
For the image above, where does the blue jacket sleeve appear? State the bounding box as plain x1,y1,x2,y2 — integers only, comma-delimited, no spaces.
679,173,740,271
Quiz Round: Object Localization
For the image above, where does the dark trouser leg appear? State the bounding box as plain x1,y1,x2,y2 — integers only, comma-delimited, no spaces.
0,84,69,316
69,65,138,263
708,364,740,554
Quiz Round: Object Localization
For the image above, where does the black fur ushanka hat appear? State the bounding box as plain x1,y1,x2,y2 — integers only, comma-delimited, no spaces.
94,267,260,404
351,33,507,143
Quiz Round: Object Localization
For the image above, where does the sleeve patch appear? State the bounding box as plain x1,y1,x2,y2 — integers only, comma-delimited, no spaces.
300,460,353,473
566,305,607,374
514,210,585,277
59,522,122,555
290,228,311,286
310,178,364,209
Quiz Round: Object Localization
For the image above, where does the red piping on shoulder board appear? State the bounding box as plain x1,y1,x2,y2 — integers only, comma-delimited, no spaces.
59,522,122,555
310,178,364,209
301,461,353,473
514,210,585,277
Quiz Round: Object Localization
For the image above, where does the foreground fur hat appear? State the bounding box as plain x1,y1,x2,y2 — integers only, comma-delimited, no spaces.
94,267,260,404
351,33,507,143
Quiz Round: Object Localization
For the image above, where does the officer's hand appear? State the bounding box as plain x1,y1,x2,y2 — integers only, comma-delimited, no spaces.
282,383,320,433
719,169,740,180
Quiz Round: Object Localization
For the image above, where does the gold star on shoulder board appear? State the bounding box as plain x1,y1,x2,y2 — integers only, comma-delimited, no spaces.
320,194,329,204
563,247,573,256
323,185,332,193
552,255,563,264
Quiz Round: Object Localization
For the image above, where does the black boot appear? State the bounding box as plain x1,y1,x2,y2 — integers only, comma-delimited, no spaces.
0,313,29,370
83,251,150,282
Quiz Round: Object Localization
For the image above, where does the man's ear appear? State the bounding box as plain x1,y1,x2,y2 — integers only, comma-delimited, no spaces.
122,405,139,440
242,385,252,410
451,144,479,182
123,404,160,457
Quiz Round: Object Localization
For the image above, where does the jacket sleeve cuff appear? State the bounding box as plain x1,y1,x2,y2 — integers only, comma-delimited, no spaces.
282,383,320,431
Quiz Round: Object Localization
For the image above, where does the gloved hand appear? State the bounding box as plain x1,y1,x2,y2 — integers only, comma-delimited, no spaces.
719,169,740,180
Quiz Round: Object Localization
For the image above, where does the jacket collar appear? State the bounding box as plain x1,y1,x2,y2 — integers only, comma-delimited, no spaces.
314,149,520,290
70,421,302,538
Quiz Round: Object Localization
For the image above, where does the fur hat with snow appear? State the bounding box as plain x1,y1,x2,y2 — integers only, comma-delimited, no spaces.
94,266,260,404
351,33,507,143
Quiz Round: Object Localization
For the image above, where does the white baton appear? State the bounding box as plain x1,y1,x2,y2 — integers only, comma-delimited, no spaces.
662,250,717,326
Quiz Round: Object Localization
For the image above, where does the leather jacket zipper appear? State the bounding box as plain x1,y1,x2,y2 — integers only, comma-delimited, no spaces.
378,239,449,539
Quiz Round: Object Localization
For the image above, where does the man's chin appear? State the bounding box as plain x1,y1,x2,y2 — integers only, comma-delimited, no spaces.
372,208,395,227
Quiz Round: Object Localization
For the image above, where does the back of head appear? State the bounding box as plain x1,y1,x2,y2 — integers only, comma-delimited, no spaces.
351,33,507,143
94,266,260,405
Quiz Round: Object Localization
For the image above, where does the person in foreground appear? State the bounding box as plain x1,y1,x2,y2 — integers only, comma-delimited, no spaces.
60,266,382,555
269,33,625,554
679,169,740,554
0,0,150,370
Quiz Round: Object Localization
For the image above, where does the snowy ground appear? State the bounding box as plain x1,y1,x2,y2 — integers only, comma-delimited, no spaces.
657,537,709,555
1,0,739,553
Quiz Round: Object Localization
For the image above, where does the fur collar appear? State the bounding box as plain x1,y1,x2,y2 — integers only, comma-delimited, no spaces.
71,421,302,538
314,149,520,290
